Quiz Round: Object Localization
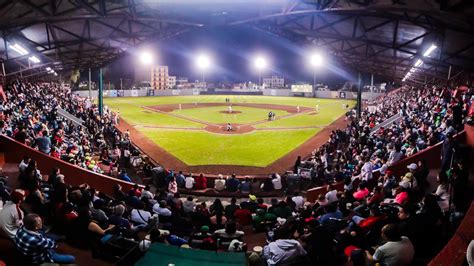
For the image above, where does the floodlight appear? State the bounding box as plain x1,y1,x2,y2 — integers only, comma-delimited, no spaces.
196,54,211,70
414,59,423,67
139,50,153,65
423,44,437,57
28,56,40,63
9,43,29,55
54,72,58,76
310,53,323,67
46,67,52,71
254,56,267,70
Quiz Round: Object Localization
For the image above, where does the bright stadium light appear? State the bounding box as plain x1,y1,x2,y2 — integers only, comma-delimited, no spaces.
423,44,437,57
414,59,423,67
195,53,211,82
196,54,211,70
139,50,153,65
46,67,52,71
254,56,267,70
28,56,40,63
9,43,29,55
253,55,268,86
310,53,323,67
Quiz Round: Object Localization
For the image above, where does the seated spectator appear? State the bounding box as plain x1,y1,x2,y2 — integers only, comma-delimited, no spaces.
234,206,252,226
141,185,154,200
210,198,226,227
0,190,25,239
175,171,186,188
250,178,261,193
225,174,241,192
353,182,370,201
108,204,131,230
271,173,282,190
153,200,172,217
168,176,178,194
214,175,225,191
263,228,307,265
119,169,132,183
434,172,450,211
252,209,277,231
240,176,251,193
214,220,244,240
318,204,343,225
292,192,305,209
261,176,274,192
15,213,76,264
224,198,240,219
130,202,154,225
195,173,207,190
183,196,196,213
185,174,195,189
365,224,414,266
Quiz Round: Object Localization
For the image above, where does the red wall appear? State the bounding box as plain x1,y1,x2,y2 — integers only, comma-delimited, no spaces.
0,135,137,196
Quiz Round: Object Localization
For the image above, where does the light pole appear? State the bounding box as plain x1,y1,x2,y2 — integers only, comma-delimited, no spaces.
196,54,211,83
254,56,267,87
310,53,323,97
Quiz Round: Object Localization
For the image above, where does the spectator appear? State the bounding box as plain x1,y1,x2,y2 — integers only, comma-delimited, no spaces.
224,198,240,219
195,173,207,190
240,176,251,193
214,175,225,191
185,174,195,189
263,229,307,265
366,224,414,266
153,200,172,217
175,171,186,188
15,213,76,264
225,174,241,192
0,190,25,239
119,169,132,183
271,173,282,190
168,176,178,194
214,220,244,240
183,196,196,213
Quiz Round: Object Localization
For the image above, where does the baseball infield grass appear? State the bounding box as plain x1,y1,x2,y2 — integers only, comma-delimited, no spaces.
105,95,354,167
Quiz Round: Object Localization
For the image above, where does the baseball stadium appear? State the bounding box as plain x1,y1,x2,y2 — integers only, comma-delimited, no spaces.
0,1,474,266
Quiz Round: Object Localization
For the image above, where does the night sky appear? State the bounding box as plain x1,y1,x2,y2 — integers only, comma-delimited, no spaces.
95,25,383,88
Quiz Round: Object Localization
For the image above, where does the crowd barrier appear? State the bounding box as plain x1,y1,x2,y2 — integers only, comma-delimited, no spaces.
0,135,137,196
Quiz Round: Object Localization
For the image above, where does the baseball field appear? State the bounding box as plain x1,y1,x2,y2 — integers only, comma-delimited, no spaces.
104,95,354,173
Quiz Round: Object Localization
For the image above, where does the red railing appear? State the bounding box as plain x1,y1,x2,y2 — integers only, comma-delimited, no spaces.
0,135,137,196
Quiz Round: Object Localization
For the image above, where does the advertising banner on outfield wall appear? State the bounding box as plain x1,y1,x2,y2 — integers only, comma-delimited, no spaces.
131,90,138,97
171,89,180,95
192,89,200,95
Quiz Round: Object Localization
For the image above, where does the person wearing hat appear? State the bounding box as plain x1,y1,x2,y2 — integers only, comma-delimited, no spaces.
0,190,25,239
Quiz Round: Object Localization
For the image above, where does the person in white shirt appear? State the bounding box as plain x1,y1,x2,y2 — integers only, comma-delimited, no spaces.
182,196,196,213
0,191,25,239
325,187,339,204
214,175,225,191
141,185,154,200
272,173,282,190
185,175,195,189
18,157,30,173
152,200,172,217
360,157,373,181
291,192,304,209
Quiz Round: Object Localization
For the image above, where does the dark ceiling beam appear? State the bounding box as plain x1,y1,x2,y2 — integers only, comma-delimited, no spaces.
74,0,102,16
17,0,50,16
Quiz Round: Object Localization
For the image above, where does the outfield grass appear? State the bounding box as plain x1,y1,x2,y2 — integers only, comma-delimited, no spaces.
104,95,355,166
172,106,289,124
140,128,320,167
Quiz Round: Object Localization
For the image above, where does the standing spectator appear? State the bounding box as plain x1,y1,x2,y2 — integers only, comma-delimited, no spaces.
168,176,178,194
271,173,282,190
15,214,76,264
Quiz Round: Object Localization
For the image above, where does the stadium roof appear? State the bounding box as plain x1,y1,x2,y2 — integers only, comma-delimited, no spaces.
1,0,474,83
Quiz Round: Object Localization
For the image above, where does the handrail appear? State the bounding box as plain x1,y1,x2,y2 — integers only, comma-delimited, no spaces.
0,135,141,196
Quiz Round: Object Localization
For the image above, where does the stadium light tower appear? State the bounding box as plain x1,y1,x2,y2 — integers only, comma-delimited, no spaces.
139,50,154,65
196,53,211,82
254,56,267,86
310,53,323,93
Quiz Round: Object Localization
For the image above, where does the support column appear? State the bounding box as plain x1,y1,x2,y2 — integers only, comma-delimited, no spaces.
357,72,362,119
88,68,92,99
99,68,103,116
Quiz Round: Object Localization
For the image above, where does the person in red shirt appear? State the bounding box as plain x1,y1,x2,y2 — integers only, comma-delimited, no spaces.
234,207,252,226
195,173,207,190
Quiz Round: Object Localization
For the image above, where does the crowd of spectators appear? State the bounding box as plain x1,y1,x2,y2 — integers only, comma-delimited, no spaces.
0,81,472,265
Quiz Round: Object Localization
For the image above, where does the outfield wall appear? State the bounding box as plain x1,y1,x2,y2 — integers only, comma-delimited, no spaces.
74,89,383,100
